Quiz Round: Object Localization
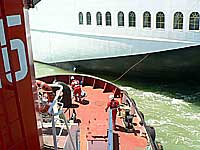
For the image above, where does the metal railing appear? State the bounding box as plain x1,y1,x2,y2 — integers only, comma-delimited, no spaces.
121,91,158,150
46,84,76,150
107,109,113,150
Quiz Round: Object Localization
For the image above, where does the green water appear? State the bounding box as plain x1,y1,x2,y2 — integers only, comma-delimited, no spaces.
34,62,200,150
34,62,73,77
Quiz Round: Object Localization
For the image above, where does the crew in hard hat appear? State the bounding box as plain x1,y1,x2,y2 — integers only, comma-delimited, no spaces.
70,76,82,102
70,76,77,90
71,76,75,80
105,94,121,130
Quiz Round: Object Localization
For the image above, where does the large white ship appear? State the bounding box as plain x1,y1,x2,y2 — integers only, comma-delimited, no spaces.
29,0,200,79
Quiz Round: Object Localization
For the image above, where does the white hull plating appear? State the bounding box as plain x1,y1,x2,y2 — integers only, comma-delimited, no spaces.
29,0,200,79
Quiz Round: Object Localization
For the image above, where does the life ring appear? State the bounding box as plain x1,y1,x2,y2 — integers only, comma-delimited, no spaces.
36,80,54,102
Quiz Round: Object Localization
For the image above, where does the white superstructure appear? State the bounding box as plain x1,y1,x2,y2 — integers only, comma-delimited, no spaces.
29,0,200,63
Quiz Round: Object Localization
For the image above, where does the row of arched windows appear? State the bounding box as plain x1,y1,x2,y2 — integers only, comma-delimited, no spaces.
78,11,200,30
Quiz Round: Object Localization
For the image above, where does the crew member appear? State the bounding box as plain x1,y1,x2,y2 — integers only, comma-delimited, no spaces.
70,76,82,102
36,80,55,113
105,94,121,130
36,80,54,102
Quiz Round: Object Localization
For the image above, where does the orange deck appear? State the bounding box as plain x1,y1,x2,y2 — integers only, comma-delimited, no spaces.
68,86,148,150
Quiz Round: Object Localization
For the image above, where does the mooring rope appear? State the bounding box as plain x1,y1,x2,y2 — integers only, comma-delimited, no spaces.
112,54,150,82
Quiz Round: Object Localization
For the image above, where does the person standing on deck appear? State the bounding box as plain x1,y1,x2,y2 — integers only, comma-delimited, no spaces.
105,94,121,130
70,76,82,102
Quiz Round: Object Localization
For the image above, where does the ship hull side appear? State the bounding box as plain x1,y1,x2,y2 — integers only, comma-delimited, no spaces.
50,45,200,80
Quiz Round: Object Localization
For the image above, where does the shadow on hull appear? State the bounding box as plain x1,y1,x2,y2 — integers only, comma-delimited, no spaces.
51,45,200,81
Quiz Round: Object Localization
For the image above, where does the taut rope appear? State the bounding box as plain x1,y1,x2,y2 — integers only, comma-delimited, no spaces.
112,54,150,82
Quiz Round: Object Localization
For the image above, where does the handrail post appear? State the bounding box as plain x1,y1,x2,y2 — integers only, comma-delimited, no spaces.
51,111,58,150
47,84,63,150
108,109,113,150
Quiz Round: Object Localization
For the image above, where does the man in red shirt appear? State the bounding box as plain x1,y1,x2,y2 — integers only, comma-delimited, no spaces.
105,94,121,130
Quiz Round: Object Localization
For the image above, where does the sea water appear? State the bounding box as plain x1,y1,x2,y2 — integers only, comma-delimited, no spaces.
122,86,200,150
34,62,200,150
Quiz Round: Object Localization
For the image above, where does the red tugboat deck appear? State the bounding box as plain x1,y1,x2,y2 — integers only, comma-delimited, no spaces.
73,86,147,150
39,75,154,150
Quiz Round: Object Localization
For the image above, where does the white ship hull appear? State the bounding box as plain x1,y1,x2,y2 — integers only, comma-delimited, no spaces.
29,0,200,79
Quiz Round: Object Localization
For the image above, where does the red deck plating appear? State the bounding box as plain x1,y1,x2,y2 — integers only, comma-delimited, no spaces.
40,75,149,150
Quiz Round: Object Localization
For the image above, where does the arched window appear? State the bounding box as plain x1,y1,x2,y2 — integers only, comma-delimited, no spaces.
173,12,183,29
96,12,102,25
156,12,165,29
143,11,151,28
189,12,200,30
79,12,83,25
86,12,91,25
129,11,136,27
118,11,124,26
105,12,111,26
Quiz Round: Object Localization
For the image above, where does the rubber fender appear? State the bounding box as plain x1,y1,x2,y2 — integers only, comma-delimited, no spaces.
139,111,144,120
146,126,156,142
55,81,72,108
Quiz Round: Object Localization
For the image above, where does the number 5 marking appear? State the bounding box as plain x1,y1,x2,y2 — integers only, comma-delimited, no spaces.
0,15,28,88
0,19,5,88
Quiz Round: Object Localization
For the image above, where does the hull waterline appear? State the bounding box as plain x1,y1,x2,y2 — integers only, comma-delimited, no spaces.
49,45,200,80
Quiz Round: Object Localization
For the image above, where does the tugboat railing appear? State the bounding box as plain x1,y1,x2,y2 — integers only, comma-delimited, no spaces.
47,84,76,150
121,91,157,150
47,84,63,114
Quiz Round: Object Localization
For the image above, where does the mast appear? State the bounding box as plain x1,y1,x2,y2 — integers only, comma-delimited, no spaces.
0,0,41,149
